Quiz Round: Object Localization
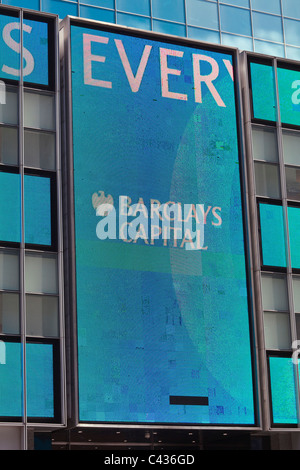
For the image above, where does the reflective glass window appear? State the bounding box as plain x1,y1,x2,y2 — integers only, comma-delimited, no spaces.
287,206,300,269
116,0,150,16
254,40,285,58
187,27,220,43
283,131,300,166
259,203,286,268
26,295,59,337
221,33,253,51
282,0,300,20
269,356,298,425
252,127,278,162
286,46,300,61
153,20,186,37
24,92,55,131
251,0,281,15
152,0,185,23
0,250,19,291
186,0,219,30
80,0,114,7
24,130,55,171
3,0,39,8
254,162,281,199
286,167,300,201
25,253,58,295
116,12,151,30
0,127,18,166
261,273,288,312
0,292,19,335
220,5,251,36
26,342,54,418
284,18,300,47
250,62,277,122
252,11,283,43
219,0,249,6
264,312,291,350
0,89,18,126
41,0,78,17
79,6,115,22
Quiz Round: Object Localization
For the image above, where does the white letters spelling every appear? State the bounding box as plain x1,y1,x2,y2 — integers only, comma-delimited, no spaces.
83,33,234,107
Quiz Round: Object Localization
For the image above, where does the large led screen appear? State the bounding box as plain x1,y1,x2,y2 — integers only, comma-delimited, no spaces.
70,22,256,425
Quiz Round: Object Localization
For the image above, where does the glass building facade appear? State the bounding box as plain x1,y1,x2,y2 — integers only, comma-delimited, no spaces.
1,0,300,452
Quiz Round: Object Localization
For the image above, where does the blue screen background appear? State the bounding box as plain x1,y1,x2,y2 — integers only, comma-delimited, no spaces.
71,25,255,424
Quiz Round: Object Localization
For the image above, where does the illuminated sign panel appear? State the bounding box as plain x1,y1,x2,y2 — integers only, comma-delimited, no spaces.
0,11,50,86
70,21,255,425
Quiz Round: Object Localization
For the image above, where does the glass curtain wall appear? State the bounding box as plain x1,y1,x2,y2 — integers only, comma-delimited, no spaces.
246,52,300,427
0,7,63,430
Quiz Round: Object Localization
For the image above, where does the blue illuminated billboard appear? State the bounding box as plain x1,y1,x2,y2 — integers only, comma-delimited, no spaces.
0,11,50,86
70,21,256,425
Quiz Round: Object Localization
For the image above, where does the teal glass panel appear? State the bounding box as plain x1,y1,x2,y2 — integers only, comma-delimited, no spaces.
41,0,78,17
254,40,285,58
116,12,151,30
251,0,281,15
80,6,115,23
259,203,286,267
26,343,54,418
0,341,22,417
278,67,300,126
220,5,251,36
0,172,21,243
116,0,150,16
222,33,253,51
219,0,249,6
152,0,185,23
282,0,300,20
80,0,114,7
186,0,219,29
187,26,220,43
153,20,186,37
284,18,300,47
269,356,298,425
288,206,300,269
4,0,39,9
24,175,52,246
250,62,277,122
252,11,283,43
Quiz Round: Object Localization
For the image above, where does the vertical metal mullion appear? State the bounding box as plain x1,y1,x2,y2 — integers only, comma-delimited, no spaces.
274,58,300,427
19,9,27,450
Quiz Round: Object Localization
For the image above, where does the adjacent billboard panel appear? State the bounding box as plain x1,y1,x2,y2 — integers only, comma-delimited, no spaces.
70,20,256,425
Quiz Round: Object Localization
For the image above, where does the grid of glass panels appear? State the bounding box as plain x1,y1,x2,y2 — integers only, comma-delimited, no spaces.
4,0,300,59
248,54,300,426
0,8,62,424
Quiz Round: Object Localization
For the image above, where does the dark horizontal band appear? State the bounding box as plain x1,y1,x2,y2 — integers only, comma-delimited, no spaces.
169,396,209,406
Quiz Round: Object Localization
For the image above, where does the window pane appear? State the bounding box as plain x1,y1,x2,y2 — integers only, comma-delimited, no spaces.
286,167,300,201
24,92,55,131
187,27,220,43
153,20,186,37
283,131,300,166
0,127,18,166
26,342,54,418
80,0,114,7
79,6,115,22
261,274,288,311
221,33,253,51
254,40,285,58
0,250,19,291
269,356,298,424
252,11,283,43
282,0,300,20
287,206,300,269
251,0,281,15
264,312,291,350
252,127,278,162
0,89,18,125
116,0,150,16
0,341,22,417
24,130,55,171
186,0,219,29
259,203,286,267
25,253,58,295
284,18,300,47
24,175,52,246
220,5,251,36
293,277,300,313
116,12,151,30
42,0,78,17
152,0,185,23
0,292,19,335
26,295,59,337
250,63,277,122
254,162,281,198
0,172,21,243
219,0,249,6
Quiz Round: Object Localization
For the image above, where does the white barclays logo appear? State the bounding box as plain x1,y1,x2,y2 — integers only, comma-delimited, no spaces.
93,191,223,251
